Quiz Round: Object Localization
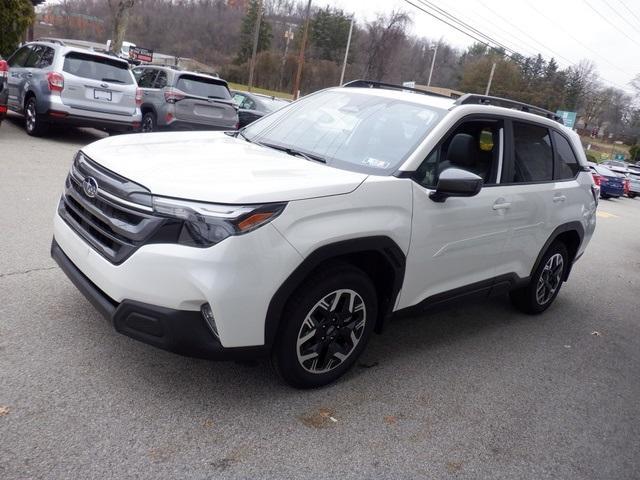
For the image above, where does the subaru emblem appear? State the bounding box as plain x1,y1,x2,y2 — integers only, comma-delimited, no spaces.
83,176,99,198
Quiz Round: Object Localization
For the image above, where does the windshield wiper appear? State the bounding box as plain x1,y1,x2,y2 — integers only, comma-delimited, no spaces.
258,142,326,164
101,78,125,84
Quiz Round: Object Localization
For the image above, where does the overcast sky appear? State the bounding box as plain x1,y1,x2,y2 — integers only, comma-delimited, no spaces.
327,0,640,93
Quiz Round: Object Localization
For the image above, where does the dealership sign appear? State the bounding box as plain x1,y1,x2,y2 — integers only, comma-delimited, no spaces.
556,110,577,128
129,47,153,63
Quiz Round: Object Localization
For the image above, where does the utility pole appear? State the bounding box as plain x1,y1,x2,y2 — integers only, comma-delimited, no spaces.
247,0,263,92
427,43,438,87
485,62,496,96
278,24,294,92
292,0,312,100
339,15,355,85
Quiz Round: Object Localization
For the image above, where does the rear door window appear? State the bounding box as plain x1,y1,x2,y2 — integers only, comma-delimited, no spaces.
135,68,157,88
63,52,133,84
153,71,168,88
8,46,32,67
552,131,580,179
176,75,230,99
506,122,553,183
24,45,46,68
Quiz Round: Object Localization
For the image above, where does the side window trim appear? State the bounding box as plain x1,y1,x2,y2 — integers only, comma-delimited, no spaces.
550,129,581,182
496,128,504,184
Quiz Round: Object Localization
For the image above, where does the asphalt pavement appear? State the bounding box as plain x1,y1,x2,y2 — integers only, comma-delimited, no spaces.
1,114,639,479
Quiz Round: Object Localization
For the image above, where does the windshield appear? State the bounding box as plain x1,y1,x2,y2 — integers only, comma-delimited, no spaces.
595,165,617,177
63,52,133,84
262,97,290,113
176,75,230,99
243,89,446,174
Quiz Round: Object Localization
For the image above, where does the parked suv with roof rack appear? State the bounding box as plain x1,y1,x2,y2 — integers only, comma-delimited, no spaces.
132,65,238,132
5,39,141,136
51,80,597,388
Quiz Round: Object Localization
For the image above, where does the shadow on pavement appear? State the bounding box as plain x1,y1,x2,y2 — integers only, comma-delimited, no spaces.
4,111,108,145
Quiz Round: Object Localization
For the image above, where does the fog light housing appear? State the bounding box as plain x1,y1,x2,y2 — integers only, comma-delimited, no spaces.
201,303,219,339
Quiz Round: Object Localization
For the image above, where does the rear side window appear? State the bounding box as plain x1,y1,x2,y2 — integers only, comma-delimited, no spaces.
135,68,157,88
552,131,580,179
507,122,553,183
63,52,133,84
8,46,32,67
176,75,230,99
153,71,168,88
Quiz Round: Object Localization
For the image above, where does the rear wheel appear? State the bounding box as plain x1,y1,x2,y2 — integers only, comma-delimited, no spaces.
141,111,156,133
510,242,568,314
24,97,48,137
272,264,377,388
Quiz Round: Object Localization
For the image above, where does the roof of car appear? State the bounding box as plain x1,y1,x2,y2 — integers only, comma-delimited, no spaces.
29,40,130,65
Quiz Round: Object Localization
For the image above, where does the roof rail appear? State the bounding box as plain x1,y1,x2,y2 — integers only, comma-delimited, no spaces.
455,94,564,123
34,37,65,46
343,79,452,99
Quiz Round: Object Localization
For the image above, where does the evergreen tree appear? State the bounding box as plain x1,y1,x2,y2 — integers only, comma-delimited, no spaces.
0,0,35,57
235,0,272,65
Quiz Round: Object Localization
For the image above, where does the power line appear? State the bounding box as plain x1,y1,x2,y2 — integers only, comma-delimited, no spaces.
582,0,640,48
402,0,632,93
597,0,640,40
615,0,640,24
524,1,635,79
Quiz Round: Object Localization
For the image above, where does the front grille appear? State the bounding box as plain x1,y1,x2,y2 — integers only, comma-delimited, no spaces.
58,153,168,264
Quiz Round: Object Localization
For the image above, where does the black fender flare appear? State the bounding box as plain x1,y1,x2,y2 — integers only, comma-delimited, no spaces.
264,236,406,348
531,221,584,281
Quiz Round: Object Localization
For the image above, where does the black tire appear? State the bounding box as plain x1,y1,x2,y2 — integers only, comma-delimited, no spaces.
24,97,48,137
272,263,378,389
140,111,156,133
510,241,569,314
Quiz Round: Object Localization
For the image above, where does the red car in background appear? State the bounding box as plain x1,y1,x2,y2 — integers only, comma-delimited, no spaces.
0,59,8,125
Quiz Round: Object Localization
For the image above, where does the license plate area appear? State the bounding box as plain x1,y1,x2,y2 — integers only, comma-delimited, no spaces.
93,89,112,101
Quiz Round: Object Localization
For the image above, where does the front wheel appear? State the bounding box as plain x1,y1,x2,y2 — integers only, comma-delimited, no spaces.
24,97,48,136
272,264,377,388
510,242,568,314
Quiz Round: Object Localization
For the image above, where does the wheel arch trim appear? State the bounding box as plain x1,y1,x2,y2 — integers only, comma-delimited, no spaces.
532,221,584,281
264,236,406,348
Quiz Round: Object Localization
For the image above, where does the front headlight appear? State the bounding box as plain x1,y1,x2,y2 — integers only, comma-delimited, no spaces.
152,197,286,247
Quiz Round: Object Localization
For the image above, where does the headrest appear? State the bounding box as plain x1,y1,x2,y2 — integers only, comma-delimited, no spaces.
447,133,476,168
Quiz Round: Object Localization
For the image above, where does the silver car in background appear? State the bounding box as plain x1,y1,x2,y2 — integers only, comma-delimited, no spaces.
6,39,141,136
132,65,238,132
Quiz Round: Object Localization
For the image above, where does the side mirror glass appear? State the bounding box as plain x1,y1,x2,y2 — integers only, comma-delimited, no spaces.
429,168,483,203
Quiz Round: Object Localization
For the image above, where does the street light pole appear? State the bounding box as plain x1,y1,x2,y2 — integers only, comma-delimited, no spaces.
339,15,355,85
427,43,438,87
292,0,312,100
485,62,496,96
247,0,263,92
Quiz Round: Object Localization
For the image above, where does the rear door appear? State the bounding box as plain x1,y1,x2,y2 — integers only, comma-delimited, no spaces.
6,45,33,110
173,74,237,128
60,52,136,116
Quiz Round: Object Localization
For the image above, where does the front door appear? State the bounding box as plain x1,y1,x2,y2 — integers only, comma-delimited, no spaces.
399,118,511,309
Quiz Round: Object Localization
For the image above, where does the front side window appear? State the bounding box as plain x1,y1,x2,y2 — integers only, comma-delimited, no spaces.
415,120,502,188
243,90,446,175
552,131,580,180
506,122,553,183
63,52,133,84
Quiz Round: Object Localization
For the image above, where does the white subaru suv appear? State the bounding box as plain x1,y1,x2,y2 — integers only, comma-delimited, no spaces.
51,80,597,388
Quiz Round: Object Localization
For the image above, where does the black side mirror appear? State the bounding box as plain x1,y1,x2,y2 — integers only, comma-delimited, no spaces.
429,168,483,203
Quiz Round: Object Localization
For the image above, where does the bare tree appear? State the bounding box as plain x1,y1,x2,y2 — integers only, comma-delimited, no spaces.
363,11,410,81
107,0,135,54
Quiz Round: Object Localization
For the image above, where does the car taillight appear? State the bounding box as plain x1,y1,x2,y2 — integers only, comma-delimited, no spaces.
46,72,64,92
164,87,186,103
600,176,608,184
592,174,601,186
0,60,8,79
135,87,143,107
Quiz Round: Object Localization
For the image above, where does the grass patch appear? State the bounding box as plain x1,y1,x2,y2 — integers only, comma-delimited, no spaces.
228,83,293,100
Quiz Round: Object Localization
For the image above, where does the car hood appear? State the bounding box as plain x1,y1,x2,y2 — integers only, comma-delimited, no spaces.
82,131,367,203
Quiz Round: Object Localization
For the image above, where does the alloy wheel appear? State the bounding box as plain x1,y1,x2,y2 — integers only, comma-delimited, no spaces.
535,253,564,305
296,289,367,374
141,114,155,133
25,100,36,133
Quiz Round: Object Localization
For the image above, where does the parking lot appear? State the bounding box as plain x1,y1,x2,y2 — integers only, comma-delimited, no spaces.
0,114,639,479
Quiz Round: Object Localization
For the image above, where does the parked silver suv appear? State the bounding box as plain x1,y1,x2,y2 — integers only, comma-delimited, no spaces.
132,65,238,132
6,39,141,136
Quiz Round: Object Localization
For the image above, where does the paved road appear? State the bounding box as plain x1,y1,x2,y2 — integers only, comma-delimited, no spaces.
1,115,639,479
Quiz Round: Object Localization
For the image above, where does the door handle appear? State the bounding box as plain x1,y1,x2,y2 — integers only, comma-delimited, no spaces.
553,195,567,203
493,201,511,210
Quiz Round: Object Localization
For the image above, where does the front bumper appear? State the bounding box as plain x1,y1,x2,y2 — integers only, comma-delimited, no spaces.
51,239,268,360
